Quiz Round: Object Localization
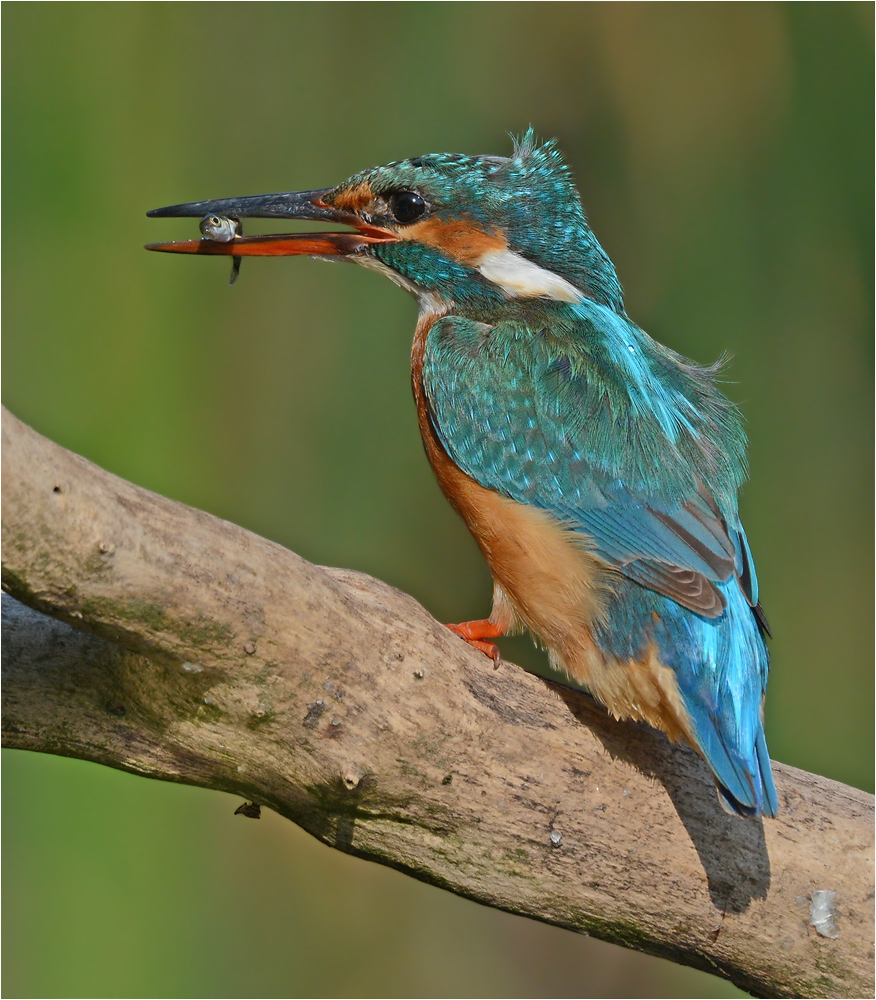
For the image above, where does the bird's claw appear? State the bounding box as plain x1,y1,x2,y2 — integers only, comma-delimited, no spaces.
445,619,504,667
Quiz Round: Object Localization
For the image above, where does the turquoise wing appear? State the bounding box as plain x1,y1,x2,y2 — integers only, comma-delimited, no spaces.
421,309,759,615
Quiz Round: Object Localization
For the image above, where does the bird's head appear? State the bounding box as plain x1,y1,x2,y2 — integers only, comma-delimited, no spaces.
147,129,623,316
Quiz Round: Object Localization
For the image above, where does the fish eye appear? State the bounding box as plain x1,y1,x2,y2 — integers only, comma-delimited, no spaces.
209,216,222,226
389,191,426,225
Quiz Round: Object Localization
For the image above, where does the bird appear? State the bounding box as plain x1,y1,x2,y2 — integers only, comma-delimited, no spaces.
146,129,778,817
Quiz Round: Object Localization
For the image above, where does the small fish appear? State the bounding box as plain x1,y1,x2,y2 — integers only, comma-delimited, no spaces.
199,214,242,285
199,214,239,242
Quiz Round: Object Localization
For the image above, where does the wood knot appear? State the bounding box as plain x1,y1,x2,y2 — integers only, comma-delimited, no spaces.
342,768,362,790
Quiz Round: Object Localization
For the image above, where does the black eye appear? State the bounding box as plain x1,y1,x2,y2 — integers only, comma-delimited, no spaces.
389,191,427,225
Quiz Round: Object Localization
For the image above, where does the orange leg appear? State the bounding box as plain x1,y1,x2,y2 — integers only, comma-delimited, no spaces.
445,619,505,667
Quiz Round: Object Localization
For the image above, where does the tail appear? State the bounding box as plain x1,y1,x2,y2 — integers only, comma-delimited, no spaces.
592,575,778,818
671,578,778,818
696,706,778,818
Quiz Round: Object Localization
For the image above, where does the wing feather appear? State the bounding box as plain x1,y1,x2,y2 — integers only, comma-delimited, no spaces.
422,310,759,617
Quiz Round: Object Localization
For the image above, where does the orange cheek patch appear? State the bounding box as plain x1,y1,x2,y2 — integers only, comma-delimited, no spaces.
404,218,507,265
329,182,375,213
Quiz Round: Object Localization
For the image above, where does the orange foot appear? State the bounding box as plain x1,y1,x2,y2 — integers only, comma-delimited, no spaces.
445,619,505,667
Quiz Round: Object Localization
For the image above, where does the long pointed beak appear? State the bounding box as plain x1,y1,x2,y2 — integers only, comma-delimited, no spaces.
145,188,396,257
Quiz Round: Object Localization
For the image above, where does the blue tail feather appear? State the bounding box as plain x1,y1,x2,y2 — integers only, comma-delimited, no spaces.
594,574,776,817
692,708,760,813
755,727,779,817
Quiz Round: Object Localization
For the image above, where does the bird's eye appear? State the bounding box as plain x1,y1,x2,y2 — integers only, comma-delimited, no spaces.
389,191,427,225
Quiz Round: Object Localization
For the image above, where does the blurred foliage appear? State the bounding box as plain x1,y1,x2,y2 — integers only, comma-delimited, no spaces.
2,3,871,998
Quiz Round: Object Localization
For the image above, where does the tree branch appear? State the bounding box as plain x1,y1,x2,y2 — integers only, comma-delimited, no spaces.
2,405,872,999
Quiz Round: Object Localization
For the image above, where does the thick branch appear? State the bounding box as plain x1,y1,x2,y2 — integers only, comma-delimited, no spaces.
2,405,872,999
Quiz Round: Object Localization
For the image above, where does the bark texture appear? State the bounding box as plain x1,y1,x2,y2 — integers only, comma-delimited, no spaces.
2,405,873,999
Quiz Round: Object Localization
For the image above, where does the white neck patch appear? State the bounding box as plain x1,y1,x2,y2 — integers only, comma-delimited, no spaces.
477,248,584,303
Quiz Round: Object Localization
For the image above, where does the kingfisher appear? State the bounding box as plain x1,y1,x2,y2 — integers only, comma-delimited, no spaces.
146,130,778,817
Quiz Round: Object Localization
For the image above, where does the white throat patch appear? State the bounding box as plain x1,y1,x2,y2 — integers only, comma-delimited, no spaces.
355,254,453,319
477,248,584,303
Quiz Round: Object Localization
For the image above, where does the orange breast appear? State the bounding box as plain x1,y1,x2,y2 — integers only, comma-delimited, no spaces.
411,314,609,654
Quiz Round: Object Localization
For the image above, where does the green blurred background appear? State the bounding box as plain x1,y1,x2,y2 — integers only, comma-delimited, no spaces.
3,3,872,998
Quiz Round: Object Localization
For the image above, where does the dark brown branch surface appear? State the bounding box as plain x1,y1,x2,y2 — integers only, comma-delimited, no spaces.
2,406,873,999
